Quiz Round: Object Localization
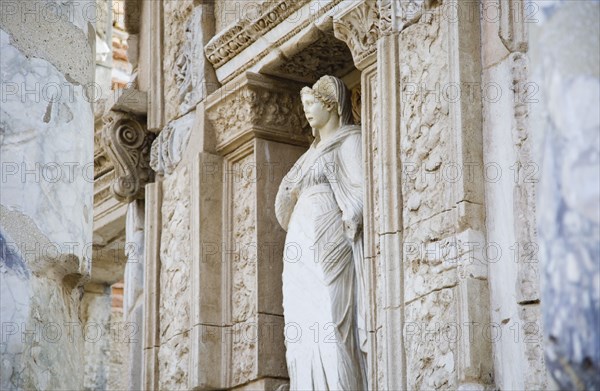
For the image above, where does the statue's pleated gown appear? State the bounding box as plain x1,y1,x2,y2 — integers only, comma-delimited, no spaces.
276,126,367,391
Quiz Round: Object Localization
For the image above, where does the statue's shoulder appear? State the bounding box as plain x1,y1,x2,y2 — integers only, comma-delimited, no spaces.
339,126,362,151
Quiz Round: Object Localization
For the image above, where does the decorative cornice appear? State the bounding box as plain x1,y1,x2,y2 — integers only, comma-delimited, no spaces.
101,111,155,202
205,73,310,154
333,1,380,70
205,0,311,69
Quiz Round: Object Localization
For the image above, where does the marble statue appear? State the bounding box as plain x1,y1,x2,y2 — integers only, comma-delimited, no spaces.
275,75,368,390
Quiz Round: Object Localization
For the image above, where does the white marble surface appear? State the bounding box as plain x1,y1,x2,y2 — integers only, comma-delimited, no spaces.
275,76,366,390
0,29,93,253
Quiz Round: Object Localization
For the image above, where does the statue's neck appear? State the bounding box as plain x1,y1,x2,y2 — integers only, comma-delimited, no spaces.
317,117,340,144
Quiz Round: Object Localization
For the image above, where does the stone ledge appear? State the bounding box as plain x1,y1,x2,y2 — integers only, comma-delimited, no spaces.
105,88,148,116
205,0,311,69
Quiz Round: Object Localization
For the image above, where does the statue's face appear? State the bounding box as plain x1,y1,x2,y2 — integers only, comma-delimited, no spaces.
301,93,330,134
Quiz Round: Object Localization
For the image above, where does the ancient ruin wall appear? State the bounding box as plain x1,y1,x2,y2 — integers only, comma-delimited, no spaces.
0,1,95,388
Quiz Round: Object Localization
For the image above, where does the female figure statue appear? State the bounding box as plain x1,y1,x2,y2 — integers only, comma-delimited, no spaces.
275,75,367,390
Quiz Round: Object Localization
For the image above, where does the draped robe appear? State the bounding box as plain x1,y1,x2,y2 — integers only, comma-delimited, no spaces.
275,125,367,390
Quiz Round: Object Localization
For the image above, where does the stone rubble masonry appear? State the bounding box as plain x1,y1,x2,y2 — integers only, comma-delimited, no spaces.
158,162,192,389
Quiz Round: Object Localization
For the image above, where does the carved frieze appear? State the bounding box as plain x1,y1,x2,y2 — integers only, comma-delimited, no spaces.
166,4,218,120
206,73,310,154
205,0,311,69
101,111,155,202
149,113,194,176
333,1,380,70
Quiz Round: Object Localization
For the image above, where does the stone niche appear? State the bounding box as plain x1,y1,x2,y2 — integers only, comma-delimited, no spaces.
189,72,311,390
185,20,360,389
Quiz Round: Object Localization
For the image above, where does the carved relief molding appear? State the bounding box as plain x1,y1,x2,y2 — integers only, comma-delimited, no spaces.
333,1,380,70
101,111,155,202
205,73,310,154
148,0,164,131
149,114,194,176
378,0,425,35
510,52,539,303
499,0,528,52
205,0,311,69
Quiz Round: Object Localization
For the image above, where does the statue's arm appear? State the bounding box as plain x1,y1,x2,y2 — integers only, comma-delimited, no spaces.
275,181,296,231
275,162,303,231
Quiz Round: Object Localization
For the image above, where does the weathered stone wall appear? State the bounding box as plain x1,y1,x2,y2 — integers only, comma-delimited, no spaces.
163,0,195,122
143,1,217,388
163,0,217,124
80,283,131,390
157,161,192,389
398,7,491,390
0,1,95,388
398,11,454,389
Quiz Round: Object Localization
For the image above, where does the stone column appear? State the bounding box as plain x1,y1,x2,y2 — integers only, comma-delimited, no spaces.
530,2,600,389
335,1,493,389
123,199,145,390
142,180,162,390
0,1,95,389
189,72,310,390
480,0,546,388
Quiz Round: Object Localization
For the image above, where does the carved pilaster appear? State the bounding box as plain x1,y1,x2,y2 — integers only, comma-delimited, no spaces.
499,0,528,52
376,33,405,391
148,0,164,131
360,63,380,391
101,111,155,203
142,179,162,390
333,1,380,70
378,0,426,35
446,1,492,388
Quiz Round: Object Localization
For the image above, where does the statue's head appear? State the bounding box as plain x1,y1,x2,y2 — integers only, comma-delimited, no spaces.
300,75,353,136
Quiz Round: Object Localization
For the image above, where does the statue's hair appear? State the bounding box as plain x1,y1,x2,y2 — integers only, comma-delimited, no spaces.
301,75,353,126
